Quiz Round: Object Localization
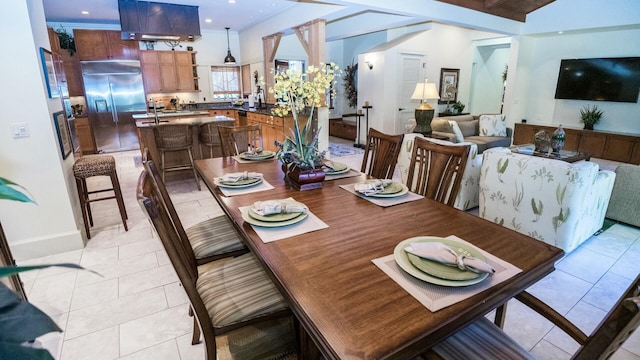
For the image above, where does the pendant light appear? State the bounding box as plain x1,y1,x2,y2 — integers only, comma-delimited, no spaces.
223,27,236,65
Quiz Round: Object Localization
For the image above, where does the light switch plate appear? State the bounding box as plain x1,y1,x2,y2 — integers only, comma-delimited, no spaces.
10,122,29,138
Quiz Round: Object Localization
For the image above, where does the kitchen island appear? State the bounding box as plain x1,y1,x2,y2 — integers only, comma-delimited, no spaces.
135,116,235,166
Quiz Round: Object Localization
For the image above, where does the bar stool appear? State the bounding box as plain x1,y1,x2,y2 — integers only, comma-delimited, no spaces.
73,155,128,239
198,120,235,158
153,123,201,190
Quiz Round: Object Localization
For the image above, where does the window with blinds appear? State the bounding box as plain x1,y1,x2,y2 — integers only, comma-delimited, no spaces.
211,66,241,100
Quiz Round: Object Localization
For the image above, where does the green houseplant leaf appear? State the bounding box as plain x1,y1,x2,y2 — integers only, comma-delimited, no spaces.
0,177,35,204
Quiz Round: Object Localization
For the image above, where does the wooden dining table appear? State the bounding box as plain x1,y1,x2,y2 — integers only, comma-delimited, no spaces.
194,157,564,359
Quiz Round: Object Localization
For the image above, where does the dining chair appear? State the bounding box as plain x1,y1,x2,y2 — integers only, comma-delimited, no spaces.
218,124,263,157
136,170,294,359
424,274,640,360
360,128,404,179
198,120,235,159
405,137,470,207
153,123,200,190
141,149,247,265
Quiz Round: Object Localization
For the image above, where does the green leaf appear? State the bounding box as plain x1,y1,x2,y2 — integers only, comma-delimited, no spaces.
0,283,61,343
0,263,97,278
497,158,509,174
531,198,539,214
0,177,35,204
0,342,55,360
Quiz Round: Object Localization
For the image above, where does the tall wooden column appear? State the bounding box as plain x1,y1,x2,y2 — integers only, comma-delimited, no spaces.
262,32,283,104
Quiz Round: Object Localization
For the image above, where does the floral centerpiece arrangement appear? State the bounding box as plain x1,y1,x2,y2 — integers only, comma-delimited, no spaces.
269,63,340,190
270,63,339,169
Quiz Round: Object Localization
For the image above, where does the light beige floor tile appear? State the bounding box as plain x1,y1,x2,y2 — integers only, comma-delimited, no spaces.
118,237,163,260
80,246,119,267
117,339,180,360
65,287,167,340
35,250,84,279
118,264,178,297
611,348,640,360
610,246,640,280
119,305,191,356
70,278,119,310
543,300,606,354
502,298,554,351
37,311,69,343
28,271,77,316
583,272,634,311
581,230,635,259
163,282,189,308
175,333,204,360
60,326,120,360
75,252,158,287
555,247,616,283
527,270,592,315
529,339,571,360
156,250,170,266
622,327,640,357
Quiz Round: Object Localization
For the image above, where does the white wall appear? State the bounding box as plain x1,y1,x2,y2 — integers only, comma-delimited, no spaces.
2,0,84,260
469,39,510,115
507,27,640,134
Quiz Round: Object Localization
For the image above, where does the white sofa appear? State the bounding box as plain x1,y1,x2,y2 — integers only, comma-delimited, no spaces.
396,134,482,210
479,148,616,253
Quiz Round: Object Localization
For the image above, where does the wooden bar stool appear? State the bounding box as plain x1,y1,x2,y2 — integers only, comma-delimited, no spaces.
153,124,201,190
73,155,128,239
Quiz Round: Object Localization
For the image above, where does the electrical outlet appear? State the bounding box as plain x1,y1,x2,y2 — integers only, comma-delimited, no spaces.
10,123,29,138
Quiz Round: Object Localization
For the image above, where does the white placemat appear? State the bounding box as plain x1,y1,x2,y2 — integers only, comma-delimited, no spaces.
232,155,277,164
239,206,329,243
340,183,424,207
324,169,363,181
216,179,275,196
372,235,522,312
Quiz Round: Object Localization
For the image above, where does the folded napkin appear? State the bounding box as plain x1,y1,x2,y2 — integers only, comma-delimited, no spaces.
354,179,393,196
246,144,263,155
321,159,337,171
404,242,495,274
252,198,307,216
221,171,262,182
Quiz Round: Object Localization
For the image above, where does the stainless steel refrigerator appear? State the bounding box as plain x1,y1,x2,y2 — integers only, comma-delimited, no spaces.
81,60,146,153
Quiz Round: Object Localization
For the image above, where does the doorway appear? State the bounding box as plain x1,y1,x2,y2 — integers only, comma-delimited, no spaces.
395,53,425,134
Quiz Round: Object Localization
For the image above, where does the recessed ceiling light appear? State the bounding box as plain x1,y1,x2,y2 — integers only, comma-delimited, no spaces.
228,0,236,3
81,11,89,15
205,18,212,23
558,31,564,34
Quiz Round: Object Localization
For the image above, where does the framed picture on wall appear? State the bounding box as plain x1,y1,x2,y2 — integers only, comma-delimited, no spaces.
40,47,60,98
53,111,73,159
438,68,459,104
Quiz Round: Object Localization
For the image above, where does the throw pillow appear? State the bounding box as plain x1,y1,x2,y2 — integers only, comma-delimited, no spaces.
479,114,507,137
448,121,465,143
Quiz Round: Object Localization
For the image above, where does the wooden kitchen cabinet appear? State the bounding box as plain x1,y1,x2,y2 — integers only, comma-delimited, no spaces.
74,116,97,154
208,109,238,124
241,64,251,96
140,50,198,93
247,112,300,152
74,30,139,61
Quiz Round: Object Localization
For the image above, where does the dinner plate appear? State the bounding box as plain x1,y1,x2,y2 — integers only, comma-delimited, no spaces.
394,236,489,287
356,181,408,198
214,177,263,188
240,150,275,160
405,238,487,281
241,207,308,227
249,201,308,222
323,161,350,175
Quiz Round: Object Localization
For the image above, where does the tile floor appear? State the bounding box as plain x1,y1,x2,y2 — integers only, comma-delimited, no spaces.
17,137,640,360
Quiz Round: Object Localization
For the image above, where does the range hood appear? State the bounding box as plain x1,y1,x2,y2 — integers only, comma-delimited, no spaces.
118,0,201,42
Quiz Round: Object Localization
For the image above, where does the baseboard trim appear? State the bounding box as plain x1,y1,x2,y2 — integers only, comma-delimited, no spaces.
10,230,85,261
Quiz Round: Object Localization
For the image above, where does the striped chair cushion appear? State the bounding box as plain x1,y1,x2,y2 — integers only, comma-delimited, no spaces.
432,317,534,360
196,253,289,328
187,216,246,260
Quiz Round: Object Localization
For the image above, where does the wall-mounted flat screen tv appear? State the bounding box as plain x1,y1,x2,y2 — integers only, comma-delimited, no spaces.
554,57,640,103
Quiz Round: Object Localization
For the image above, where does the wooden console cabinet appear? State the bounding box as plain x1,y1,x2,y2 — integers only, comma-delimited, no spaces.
513,123,640,164
329,118,356,140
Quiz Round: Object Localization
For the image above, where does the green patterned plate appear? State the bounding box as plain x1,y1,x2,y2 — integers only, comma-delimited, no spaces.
240,150,275,160
214,177,263,188
241,208,308,227
394,236,489,287
249,201,308,222
323,161,350,175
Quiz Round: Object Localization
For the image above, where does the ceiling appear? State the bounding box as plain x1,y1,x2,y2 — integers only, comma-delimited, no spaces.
42,0,299,32
43,0,556,33
435,0,556,22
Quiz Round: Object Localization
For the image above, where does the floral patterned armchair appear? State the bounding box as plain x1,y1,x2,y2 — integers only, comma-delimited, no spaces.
479,148,616,253
396,134,482,210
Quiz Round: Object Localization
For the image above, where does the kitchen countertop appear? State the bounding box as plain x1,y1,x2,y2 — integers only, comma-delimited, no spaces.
135,115,235,128
132,110,210,120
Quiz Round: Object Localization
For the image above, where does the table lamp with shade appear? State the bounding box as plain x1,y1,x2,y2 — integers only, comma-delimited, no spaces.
410,79,440,135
